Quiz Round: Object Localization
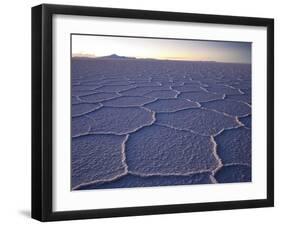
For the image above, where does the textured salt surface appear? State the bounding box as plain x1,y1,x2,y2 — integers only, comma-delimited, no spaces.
239,115,251,128
214,127,251,165
72,103,102,117
86,107,155,134
103,96,156,107
179,91,224,102
95,85,136,92
99,80,134,86
133,81,161,87
215,165,251,183
201,99,251,117
120,86,170,96
227,94,251,105
71,58,252,190
72,90,98,97
126,124,219,175
144,99,199,112
72,96,82,104
80,92,119,103
205,84,242,95
72,84,101,91
72,116,92,137
172,85,203,92
78,172,212,190
144,90,178,99
241,88,251,95
157,108,239,136
72,134,127,188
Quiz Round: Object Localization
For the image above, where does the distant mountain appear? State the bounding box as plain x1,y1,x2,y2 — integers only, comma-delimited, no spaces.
98,54,136,60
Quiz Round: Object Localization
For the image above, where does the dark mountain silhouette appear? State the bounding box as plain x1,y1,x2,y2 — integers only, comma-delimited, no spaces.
98,54,136,60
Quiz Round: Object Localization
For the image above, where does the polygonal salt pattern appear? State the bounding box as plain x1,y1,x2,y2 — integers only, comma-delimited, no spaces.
71,58,252,189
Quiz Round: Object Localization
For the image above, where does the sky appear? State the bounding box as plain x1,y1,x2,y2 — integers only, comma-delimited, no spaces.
72,34,251,64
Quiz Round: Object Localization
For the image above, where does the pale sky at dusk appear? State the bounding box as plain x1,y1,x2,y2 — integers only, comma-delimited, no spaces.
72,34,251,64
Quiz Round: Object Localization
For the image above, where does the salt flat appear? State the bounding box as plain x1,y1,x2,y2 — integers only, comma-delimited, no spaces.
71,57,252,190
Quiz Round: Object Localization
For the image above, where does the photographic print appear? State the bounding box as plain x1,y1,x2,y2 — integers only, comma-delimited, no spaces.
71,34,252,191
32,4,274,221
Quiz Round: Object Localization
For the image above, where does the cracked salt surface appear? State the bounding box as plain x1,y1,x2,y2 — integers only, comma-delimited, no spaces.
72,84,101,91
77,172,213,190
214,127,251,165
172,84,203,92
72,134,127,189
215,165,251,183
72,116,92,137
120,86,170,96
95,84,136,92
157,108,239,136
126,124,219,175
144,90,178,99
86,107,155,135
72,103,102,117
201,99,251,117
71,58,252,190
144,98,199,112
103,96,156,107
72,89,99,97
179,91,224,102
227,94,251,105
72,96,82,104
79,92,119,103
239,115,251,128
205,84,242,95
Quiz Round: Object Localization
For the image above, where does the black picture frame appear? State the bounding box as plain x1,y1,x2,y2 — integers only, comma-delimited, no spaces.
32,3,274,222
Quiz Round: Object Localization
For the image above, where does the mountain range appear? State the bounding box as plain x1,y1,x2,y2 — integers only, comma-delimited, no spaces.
97,54,137,60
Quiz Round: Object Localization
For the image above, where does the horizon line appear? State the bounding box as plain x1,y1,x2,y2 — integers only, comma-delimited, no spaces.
71,53,251,64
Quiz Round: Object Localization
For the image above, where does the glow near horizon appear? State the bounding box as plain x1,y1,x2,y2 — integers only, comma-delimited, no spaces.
72,35,251,64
